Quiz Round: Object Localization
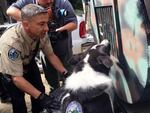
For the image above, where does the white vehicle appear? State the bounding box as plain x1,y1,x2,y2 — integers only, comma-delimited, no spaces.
72,15,94,54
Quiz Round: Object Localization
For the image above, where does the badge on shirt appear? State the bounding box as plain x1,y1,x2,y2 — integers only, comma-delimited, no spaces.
66,101,83,113
8,48,20,61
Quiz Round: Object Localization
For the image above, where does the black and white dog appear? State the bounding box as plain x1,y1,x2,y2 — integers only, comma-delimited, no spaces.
49,39,114,113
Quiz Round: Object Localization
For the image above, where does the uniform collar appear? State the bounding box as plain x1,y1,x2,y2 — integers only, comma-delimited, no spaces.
17,24,36,45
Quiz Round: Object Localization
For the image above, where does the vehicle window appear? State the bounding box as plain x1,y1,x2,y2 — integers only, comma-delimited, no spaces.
95,6,117,56
69,0,84,15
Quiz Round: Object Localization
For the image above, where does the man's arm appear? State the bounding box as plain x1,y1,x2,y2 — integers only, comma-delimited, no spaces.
6,6,21,21
6,0,32,21
56,22,77,32
11,75,41,98
47,53,67,74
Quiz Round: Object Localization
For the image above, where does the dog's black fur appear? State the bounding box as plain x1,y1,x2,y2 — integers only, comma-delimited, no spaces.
50,39,114,113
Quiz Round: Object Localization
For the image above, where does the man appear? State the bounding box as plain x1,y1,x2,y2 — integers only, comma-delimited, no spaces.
7,0,77,92
0,4,67,113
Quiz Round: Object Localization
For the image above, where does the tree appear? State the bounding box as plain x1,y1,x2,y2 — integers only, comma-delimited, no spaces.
69,0,83,10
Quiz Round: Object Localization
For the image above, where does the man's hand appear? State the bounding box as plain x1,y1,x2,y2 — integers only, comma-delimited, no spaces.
37,93,60,110
62,70,71,78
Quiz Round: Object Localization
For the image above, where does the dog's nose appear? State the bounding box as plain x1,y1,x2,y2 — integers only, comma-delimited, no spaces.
100,39,109,46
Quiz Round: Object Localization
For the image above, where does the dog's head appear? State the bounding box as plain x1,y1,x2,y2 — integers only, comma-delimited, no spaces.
84,39,112,74
69,39,113,74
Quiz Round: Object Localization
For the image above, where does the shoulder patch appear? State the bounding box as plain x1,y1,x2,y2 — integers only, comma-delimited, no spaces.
66,101,83,113
8,48,20,61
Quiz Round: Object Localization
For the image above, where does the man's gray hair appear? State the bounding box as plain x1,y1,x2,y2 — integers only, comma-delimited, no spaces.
21,4,47,20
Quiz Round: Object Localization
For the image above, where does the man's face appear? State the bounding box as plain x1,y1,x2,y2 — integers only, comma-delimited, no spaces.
38,0,54,8
24,13,49,39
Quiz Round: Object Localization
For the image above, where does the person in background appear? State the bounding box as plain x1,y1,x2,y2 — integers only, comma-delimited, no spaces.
1,4,68,113
7,0,77,92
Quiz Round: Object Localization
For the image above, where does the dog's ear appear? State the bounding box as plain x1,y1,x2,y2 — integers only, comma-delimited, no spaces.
97,56,113,68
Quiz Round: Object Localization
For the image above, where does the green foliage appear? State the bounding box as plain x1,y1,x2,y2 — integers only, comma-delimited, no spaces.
69,0,83,10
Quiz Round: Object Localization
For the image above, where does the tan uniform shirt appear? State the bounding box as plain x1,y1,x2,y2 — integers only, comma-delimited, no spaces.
0,23,53,76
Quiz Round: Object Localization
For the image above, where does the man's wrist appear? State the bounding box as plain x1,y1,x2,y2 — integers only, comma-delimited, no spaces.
62,69,71,78
62,69,68,75
35,92,42,99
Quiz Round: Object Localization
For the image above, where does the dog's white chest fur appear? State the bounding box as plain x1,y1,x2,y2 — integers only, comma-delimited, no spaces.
65,63,112,92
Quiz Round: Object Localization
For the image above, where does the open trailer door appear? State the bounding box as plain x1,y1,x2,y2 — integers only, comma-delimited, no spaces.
82,0,150,112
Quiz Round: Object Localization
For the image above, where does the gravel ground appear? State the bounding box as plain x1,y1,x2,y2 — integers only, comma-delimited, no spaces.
0,74,50,113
